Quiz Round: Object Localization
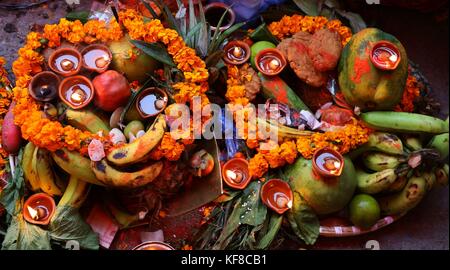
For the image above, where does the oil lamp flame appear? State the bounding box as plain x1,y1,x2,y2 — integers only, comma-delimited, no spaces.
27,206,38,220
95,55,110,68
61,59,74,71
232,46,243,58
269,59,280,70
70,88,86,103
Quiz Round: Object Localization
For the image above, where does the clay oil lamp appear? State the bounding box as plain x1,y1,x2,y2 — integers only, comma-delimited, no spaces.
49,47,82,76
223,40,251,65
204,2,236,32
370,41,401,70
81,44,112,73
221,158,250,190
59,75,94,109
312,147,344,178
136,87,168,119
23,193,56,226
255,48,287,76
261,179,293,214
28,71,60,102
132,241,175,250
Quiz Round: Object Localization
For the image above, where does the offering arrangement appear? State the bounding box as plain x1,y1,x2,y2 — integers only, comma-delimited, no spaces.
0,0,448,250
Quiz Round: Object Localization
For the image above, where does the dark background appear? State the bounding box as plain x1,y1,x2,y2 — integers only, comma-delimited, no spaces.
0,0,448,249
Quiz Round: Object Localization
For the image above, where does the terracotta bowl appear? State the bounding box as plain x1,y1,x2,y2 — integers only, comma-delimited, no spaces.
132,241,175,250
370,40,401,70
222,40,251,65
49,47,82,77
204,2,236,32
221,158,251,190
260,179,293,214
255,48,287,76
135,87,168,119
59,75,95,109
23,193,56,226
28,71,60,102
80,44,112,73
312,147,344,178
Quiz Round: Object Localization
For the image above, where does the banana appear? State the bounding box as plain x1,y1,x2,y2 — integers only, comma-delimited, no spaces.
32,148,63,196
361,111,449,134
384,175,408,194
256,118,313,139
378,175,427,216
57,175,90,208
403,136,422,152
356,168,397,194
348,132,404,159
107,114,166,166
435,164,449,187
51,148,105,186
22,142,40,192
362,152,406,172
90,159,163,188
104,201,143,229
65,108,111,134
427,133,449,160
422,171,436,191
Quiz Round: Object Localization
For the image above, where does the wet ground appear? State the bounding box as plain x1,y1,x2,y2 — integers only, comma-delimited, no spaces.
0,0,448,250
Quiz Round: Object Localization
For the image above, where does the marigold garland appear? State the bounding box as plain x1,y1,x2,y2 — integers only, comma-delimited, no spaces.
11,9,209,158
268,14,353,46
395,73,421,112
0,57,12,170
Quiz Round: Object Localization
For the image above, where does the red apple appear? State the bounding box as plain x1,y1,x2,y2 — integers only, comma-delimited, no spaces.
93,70,131,112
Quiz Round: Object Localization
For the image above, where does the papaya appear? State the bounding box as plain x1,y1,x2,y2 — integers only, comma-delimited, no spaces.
338,28,408,111
284,156,356,215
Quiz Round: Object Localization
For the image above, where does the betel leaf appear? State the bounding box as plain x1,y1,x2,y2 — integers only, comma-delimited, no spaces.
2,201,51,250
66,11,90,24
240,181,267,227
287,191,319,245
335,9,367,33
49,206,99,250
130,40,176,67
293,0,320,16
0,149,25,220
256,212,283,249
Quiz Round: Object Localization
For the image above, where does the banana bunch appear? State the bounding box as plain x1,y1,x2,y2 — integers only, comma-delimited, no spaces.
352,129,449,216
22,142,65,197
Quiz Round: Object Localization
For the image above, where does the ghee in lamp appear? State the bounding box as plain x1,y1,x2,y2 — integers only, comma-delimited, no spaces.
370,41,401,70
221,158,251,189
28,71,60,102
59,76,94,109
136,87,168,118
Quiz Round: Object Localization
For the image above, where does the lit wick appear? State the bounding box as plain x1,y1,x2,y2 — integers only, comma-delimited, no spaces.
154,99,166,110
95,55,110,68
27,206,46,221
61,59,75,71
389,54,398,63
232,46,243,58
268,59,280,70
70,88,86,103
276,196,288,208
324,158,341,175
38,85,52,97
226,170,243,183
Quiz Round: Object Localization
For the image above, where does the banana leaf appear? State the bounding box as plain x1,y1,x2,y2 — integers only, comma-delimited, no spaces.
293,0,320,16
0,149,24,221
287,191,319,245
256,212,283,249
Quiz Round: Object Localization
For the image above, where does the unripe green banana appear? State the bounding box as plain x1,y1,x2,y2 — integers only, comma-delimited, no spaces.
348,132,404,159
427,133,449,160
434,164,449,187
361,112,449,134
378,175,427,216
363,152,406,172
422,171,436,191
403,136,422,152
356,168,397,194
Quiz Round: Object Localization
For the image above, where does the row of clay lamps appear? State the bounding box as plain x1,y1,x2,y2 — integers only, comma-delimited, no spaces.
29,44,112,109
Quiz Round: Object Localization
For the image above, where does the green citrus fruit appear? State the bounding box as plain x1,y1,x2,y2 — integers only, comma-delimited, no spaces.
124,120,144,139
250,41,276,68
349,194,381,229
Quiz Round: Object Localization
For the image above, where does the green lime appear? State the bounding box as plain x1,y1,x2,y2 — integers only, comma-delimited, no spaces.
124,120,144,139
349,194,380,229
250,41,276,68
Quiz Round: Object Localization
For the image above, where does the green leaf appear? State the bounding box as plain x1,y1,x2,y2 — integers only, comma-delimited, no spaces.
209,22,246,54
240,181,267,227
152,0,182,36
0,149,25,220
205,50,224,68
186,22,203,48
249,23,279,44
287,191,319,245
2,203,52,250
66,11,90,24
49,206,99,250
130,40,176,67
256,212,283,249
197,0,209,58
212,197,242,250
293,0,320,16
335,9,367,33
